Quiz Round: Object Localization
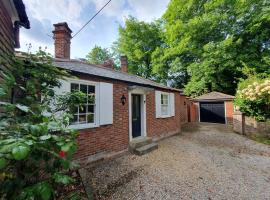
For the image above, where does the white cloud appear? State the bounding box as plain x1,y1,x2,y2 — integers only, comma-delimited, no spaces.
127,0,169,22
90,0,169,22
19,31,54,55
25,0,88,28
89,0,130,21
19,0,170,58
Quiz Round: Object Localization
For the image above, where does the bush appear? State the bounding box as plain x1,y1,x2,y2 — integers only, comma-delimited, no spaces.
0,50,85,199
235,75,270,121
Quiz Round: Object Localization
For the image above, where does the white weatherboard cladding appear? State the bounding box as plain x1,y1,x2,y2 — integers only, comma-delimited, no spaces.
99,82,113,125
54,79,70,94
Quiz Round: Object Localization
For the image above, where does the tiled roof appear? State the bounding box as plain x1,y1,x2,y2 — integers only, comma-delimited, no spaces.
194,91,235,101
54,59,182,92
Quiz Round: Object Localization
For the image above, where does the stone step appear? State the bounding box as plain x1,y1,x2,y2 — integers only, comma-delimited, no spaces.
129,136,152,150
134,142,158,156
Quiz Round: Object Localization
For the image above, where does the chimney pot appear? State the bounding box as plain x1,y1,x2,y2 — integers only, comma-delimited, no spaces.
53,22,72,59
103,59,114,69
120,55,128,73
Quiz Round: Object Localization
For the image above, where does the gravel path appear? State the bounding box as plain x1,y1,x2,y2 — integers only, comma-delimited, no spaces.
85,123,270,200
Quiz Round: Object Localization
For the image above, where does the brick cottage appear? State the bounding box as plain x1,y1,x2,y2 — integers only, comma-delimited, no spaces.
52,22,186,163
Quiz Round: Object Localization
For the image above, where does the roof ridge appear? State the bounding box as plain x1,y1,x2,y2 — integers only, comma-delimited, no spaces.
194,91,235,100
54,59,180,91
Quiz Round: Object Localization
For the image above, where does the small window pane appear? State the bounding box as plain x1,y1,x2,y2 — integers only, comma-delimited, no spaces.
79,115,87,123
161,94,168,105
71,83,79,92
79,105,87,113
70,106,78,114
87,114,94,123
164,99,168,105
88,85,95,94
71,115,78,124
161,105,168,115
88,95,95,104
80,84,87,94
88,105,94,113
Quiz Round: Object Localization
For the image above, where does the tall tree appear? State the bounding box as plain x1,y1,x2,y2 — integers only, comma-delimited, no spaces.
86,45,112,65
157,0,270,96
115,17,163,79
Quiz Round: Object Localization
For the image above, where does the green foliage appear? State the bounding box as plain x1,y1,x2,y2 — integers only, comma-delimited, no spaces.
157,0,270,95
86,45,113,65
235,74,270,121
0,50,85,199
115,17,163,78
251,134,270,145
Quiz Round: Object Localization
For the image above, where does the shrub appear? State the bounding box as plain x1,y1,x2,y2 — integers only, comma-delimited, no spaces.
235,75,270,121
0,50,85,199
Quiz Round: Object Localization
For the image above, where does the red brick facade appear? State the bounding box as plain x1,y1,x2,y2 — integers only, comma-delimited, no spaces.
188,101,199,122
0,0,15,67
179,95,188,124
225,101,234,125
72,73,181,163
146,90,181,139
53,23,72,59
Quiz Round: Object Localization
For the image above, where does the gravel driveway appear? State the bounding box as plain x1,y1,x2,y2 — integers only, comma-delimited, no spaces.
84,123,270,200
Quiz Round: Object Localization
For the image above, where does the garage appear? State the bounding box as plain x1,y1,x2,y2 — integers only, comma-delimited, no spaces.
200,102,225,124
191,91,235,124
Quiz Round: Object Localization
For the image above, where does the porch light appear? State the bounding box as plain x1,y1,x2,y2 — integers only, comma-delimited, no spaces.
121,95,126,105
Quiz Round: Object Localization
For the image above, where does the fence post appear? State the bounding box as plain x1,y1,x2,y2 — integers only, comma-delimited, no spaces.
233,111,245,135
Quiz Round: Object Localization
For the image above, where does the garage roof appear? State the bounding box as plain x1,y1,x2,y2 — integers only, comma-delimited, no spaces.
193,91,235,102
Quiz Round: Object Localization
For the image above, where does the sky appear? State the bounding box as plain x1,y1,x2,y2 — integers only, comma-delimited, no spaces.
19,0,170,59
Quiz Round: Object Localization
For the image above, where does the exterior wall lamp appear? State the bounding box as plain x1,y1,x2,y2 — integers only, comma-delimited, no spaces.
121,95,126,105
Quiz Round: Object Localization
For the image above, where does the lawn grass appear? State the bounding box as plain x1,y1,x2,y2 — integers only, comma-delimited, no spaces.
251,135,270,145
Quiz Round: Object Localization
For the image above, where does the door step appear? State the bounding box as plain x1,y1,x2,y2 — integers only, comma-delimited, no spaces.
129,137,158,155
133,142,158,156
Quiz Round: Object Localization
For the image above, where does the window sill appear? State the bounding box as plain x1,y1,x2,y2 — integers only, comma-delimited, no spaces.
159,115,172,118
68,123,99,130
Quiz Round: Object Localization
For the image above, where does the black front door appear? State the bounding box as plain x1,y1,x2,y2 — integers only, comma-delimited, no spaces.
132,94,141,138
200,102,225,124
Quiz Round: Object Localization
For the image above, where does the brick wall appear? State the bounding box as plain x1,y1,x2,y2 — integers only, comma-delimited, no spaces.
0,0,14,69
72,73,182,163
179,95,188,124
233,112,270,137
188,101,199,122
225,101,234,125
146,90,181,140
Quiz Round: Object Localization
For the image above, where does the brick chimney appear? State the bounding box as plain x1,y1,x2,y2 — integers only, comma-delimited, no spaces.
103,59,114,69
52,22,72,59
120,55,128,73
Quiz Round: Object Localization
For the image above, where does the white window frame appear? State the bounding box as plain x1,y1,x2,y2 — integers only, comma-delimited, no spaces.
160,92,171,118
68,79,100,130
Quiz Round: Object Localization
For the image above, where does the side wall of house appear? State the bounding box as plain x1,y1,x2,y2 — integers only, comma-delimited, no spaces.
146,91,181,140
73,74,182,163
73,74,129,163
0,0,14,67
